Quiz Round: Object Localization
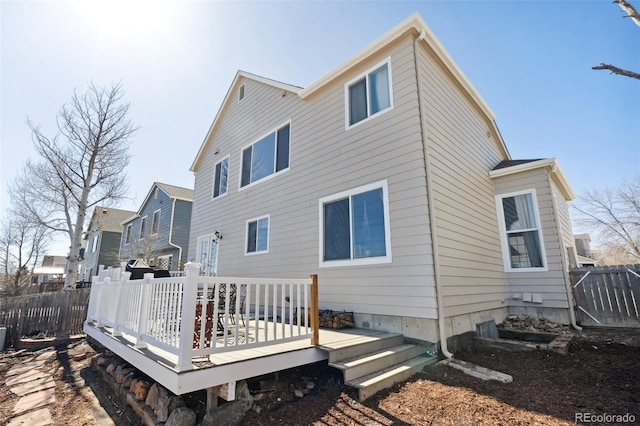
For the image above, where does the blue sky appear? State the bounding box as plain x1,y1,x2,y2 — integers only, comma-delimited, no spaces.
1,0,639,255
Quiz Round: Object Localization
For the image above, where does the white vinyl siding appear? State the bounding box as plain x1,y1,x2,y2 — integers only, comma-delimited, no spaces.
417,41,507,318
188,38,437,319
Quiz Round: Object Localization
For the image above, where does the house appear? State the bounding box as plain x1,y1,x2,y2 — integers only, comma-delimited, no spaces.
32,255,67,292
85,13,581,401
188,12,579,348
118,182,193,270
79,206,136,284
574,233,597,267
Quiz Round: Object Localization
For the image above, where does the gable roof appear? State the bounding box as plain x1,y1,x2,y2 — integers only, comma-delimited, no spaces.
190,71,302,171
87,206,136,234
191,13,511,172
134,182,194,217
489,158,575,200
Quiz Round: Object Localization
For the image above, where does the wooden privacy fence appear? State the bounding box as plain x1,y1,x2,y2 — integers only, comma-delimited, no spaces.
0,289,91,347
570,265,640,327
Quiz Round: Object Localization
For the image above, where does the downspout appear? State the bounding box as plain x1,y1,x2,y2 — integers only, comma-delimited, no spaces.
168,198,183,268
546,170,582,331
413,30,454,359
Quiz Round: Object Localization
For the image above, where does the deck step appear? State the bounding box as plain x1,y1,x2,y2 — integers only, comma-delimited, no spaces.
329,344,425,382
322,332,404,363
346,355,438,402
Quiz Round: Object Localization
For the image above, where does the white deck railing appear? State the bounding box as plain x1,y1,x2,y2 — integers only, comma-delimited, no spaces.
85,263,318,372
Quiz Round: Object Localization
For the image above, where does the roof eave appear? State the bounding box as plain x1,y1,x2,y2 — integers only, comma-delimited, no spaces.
488,158,576,200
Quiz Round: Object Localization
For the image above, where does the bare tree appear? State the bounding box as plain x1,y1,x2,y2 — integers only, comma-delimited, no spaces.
573,175,640,265
10,83,138,289
0,212,50,296
592,0,640,80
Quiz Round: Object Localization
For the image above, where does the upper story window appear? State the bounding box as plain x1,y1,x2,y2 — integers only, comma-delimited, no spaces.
91,235,98,252
213,156,229,199
240,123,290,188
496,190,547,272
139,216,147,240
319,180,392,267
246,215,269,255
125,224,132,245
346,58,392,127
239,84,245,102
151,210,160,235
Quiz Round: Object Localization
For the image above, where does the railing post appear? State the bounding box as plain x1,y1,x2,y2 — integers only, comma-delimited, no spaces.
112,274,127,337
176,262,200,372
310,274,319,345
88,275,101,324
134,273,154,349
97,277,111,327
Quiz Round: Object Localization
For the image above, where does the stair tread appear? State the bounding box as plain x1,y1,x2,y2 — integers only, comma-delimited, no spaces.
329,344,422,369
319,332,403,351
346,356,436,388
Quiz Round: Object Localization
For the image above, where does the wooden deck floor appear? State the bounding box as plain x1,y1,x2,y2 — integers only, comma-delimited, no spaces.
84,321,398,395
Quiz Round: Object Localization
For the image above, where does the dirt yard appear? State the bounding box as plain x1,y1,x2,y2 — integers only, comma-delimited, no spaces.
1,328,638,425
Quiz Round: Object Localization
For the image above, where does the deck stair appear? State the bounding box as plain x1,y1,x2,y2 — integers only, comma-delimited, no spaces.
322,332,437,401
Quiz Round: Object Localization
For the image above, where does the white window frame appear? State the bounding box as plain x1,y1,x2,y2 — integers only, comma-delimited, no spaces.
151,209,161,235
125,224,132,245
495,189,548,272
319,180,392,268
91,234,98,252
212,156,230,199
238,121,291,191
139,216,148,240
245,214,270,255
344,57,393,130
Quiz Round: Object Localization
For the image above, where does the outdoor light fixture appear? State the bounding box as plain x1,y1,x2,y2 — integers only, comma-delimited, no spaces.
214,231,223,240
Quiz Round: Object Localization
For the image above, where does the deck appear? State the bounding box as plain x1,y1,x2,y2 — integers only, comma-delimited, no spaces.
85,321,396,395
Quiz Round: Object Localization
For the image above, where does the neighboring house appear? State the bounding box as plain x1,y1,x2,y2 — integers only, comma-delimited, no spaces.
79,206,136,283
188,12,580,351
574,233,597,267
32,255,67,292
119,182,193,270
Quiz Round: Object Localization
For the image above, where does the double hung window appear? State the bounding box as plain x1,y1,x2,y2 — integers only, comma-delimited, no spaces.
497,190,546,271
347,59,392,127
241,124,290,188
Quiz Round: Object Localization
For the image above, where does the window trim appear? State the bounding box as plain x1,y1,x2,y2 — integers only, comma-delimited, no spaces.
318,180,392,268
238,83,245,102
245,214,270,256
238,121,291,191
344,57,393,130
91,234,98,252
212,155,230,200
125,224,132,245
495,189,548,272
151,209,161,235
139,216,148,240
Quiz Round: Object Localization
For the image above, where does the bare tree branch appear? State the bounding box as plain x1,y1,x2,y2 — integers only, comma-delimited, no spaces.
615,0,640,27
592,63,640,80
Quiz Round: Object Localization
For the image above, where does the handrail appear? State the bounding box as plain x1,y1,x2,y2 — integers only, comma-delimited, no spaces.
85,263,317,372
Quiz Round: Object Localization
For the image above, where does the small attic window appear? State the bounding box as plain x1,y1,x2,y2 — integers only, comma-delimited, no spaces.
154,188,159,199
239,84,245,102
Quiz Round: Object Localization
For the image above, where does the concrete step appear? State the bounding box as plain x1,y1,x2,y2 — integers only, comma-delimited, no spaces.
330,344,425,382
322,333,404,363
346,355,438,401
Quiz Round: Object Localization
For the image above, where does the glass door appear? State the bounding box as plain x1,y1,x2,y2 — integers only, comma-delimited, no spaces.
197,235,219,276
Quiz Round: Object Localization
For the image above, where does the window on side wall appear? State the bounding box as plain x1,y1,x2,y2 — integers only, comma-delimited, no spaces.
240,123,290,188
139,216,147,240
125,224,132,245
497,190,547,271
320,180,392,267
151,210,160,235
246,215,269,255
213,157,229,198
346,59,392,127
